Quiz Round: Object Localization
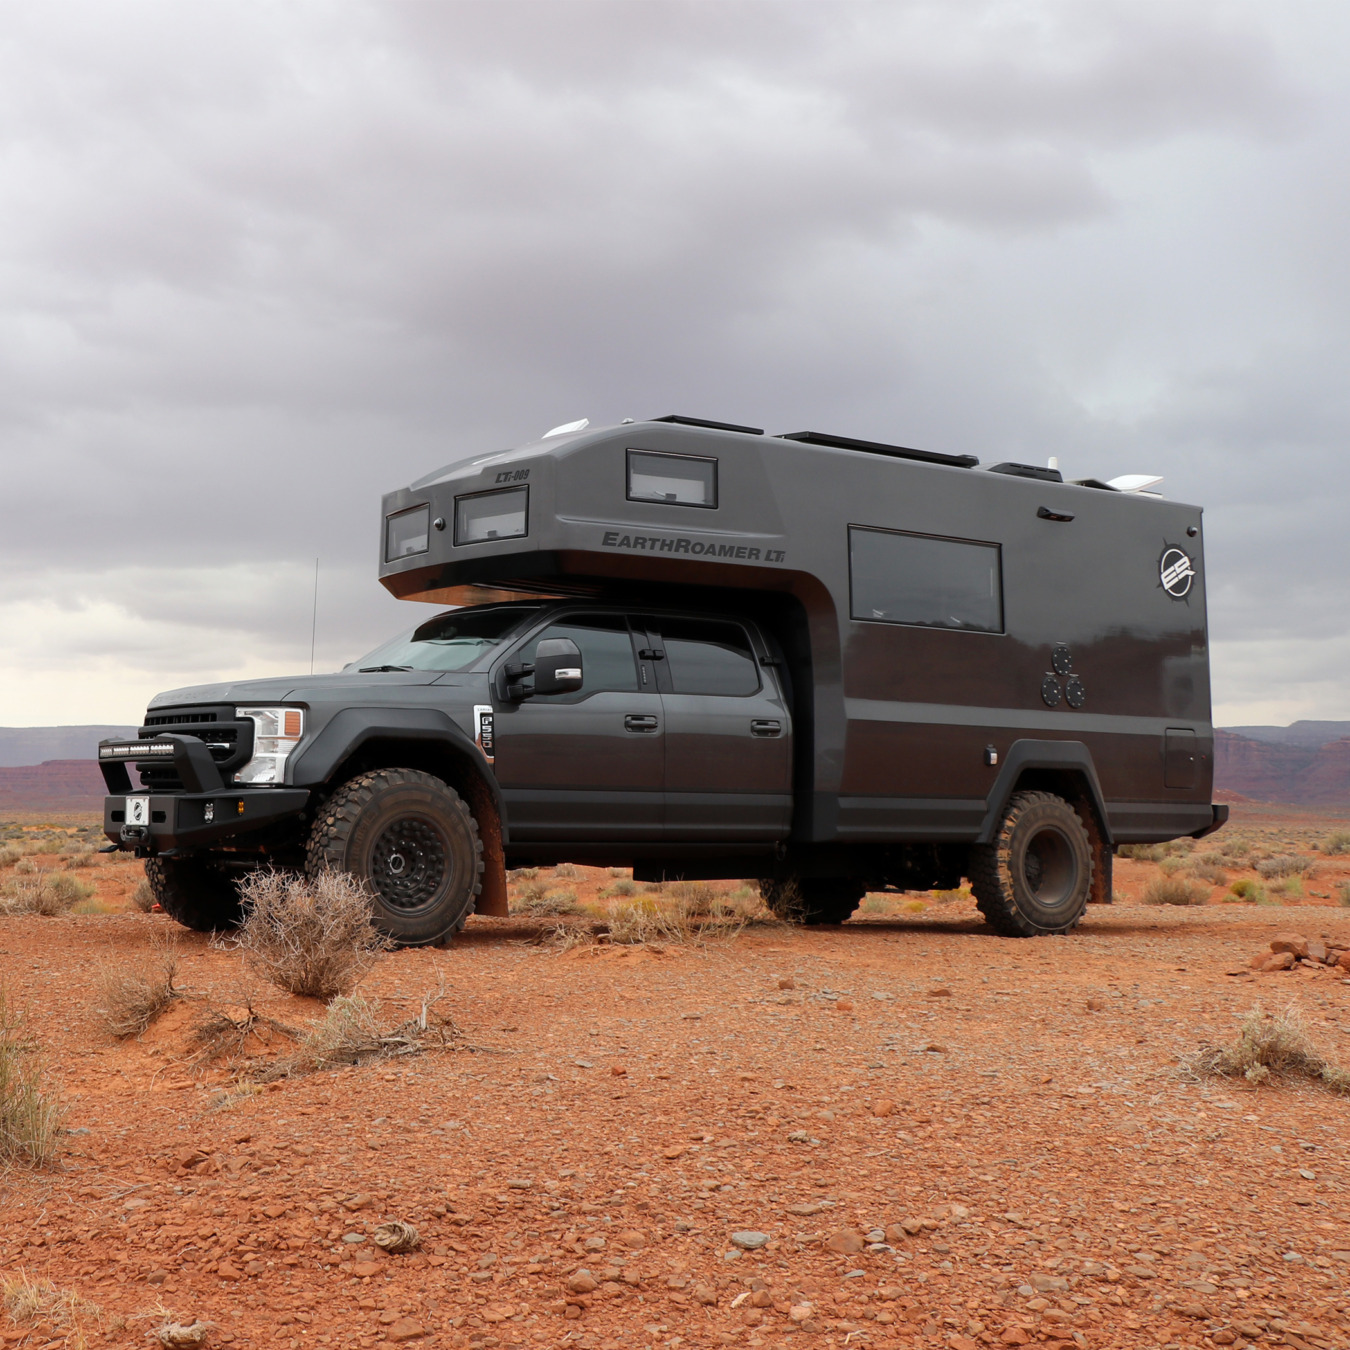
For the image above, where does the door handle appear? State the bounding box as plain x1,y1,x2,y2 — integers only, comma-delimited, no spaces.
637,648,665,661
624,714,660,732
751,719,782,737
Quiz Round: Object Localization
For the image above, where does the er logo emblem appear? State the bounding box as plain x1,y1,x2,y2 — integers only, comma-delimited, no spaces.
1159,546,1195,598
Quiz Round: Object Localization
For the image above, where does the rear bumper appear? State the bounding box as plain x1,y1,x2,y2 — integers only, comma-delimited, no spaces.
103,788,311,854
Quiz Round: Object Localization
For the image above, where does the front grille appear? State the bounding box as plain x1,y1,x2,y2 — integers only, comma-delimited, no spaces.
135,704,252,790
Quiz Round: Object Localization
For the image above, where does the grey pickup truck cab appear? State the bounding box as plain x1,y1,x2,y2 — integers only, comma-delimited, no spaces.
101,414,1225,943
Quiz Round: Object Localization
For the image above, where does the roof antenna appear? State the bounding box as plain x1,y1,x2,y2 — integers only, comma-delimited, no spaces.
310,558,319,675
543,418,589,438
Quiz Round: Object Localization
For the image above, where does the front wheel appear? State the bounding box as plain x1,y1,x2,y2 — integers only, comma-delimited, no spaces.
969,790,1092,937
144,856,245,932
306,768,483,946
759,877,865,925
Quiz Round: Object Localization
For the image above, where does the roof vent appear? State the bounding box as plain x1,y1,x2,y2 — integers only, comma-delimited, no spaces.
1106,473,1164,494
651,414,764,435
543,418,589,438
777,430,978,469
987,462,1063,483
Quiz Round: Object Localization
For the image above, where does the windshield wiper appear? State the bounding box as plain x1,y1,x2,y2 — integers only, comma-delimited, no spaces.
358,664,414,673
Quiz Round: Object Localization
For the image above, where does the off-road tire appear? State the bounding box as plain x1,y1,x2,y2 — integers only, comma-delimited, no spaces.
759,877,865,925
969,790,1093,937
306,768,482,946
144,856,245,932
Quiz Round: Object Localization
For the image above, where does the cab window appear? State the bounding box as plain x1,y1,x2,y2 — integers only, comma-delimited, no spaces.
655,618,760,696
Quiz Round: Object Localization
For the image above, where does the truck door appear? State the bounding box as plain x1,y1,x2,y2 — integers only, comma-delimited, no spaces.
637,615,792,841
492,612,664,841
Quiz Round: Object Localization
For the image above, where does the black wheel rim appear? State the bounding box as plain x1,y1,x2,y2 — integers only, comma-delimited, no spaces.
369,815,451,912
1020,826,1076,909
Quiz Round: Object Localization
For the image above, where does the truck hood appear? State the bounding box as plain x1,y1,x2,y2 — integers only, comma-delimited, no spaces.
146,670,446,710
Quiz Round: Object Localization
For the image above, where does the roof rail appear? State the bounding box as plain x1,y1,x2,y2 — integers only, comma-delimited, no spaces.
777,430,978,469
651,414,764,435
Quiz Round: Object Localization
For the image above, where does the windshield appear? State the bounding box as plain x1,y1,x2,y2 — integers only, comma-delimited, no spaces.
348,605,542,673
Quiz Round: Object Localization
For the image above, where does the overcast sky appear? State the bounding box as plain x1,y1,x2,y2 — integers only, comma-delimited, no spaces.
0,1,1345,729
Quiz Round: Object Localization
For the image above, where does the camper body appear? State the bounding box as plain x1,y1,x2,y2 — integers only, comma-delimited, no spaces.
101,417,1224,940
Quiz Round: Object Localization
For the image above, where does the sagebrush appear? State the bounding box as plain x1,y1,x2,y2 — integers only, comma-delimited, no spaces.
226,869,390,1000
94,947,180,1038
0,871,94,916
2,1272,99,1348
1142,876,1206,907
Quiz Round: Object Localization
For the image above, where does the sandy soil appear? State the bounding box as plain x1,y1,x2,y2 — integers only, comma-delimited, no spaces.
0,807,1348,1350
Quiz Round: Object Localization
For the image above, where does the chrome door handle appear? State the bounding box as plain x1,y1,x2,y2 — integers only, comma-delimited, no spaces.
751,719,782,737
624,715,659,732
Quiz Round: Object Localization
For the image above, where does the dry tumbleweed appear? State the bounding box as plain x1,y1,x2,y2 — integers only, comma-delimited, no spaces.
154,1321,213,1347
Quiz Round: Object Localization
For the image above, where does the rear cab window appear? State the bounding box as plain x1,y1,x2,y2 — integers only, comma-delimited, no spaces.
639,616,761,696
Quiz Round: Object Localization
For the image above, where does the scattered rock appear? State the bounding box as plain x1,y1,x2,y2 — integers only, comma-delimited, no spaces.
1174,1301,1211,1318
927,987,953,998
155,1324,212,1348
1272,933,1310,959
1086,998,1107,1011
731,1230,769,1249
834,1000,854,1012
872,1099,895,1117
1031,1274,1069,1292
824,1228,866,1254
567,1271,598,1293
693,1284,718,1305
789,1303,814,1322
372,1220,420,1253
1307,940,1329,963
778,977,795,989
384,1319,425,1343
350,1261,381,1277
616,1229,648,1248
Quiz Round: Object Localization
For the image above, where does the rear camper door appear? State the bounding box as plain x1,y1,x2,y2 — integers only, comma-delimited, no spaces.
638,615,792,841
492,612,664,841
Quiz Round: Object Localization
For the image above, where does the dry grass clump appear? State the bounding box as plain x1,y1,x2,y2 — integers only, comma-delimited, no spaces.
599,881,776,945
130,879,156,913
1256,854,1316,880
1320,830,1350,855
226,869,390,1000
94,946,181,1039
1188,861,1228,886
1142,876,1208,907
1196,1005,1350,1093
1338,882,1350,908
0,846,22,869
1,871,95,916
516,888,580,917
2,1272,99,1348
257,989,471,1080
0,989,63,1167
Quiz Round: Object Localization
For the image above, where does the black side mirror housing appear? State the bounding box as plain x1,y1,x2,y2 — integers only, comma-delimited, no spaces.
508,637,582,700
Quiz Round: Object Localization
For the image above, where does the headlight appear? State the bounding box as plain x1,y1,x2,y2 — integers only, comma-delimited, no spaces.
234,707,304,785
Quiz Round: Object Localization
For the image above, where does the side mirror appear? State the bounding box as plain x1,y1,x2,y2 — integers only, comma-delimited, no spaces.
527,637,583,697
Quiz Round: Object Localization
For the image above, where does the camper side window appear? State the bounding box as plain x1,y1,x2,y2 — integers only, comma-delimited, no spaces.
627,450,717,508
849,526,1003,633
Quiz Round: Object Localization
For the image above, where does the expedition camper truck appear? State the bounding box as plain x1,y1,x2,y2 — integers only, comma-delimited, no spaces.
101,415,1225,943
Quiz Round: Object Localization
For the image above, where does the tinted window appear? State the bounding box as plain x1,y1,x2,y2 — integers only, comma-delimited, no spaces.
656,618,759,696
849,526,1002,633
385,504,430,561
527,614,638,696
455,486,528,544
351,605,541,673
627,450,717,508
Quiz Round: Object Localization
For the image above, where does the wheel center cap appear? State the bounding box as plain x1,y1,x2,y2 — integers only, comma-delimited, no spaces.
387,852,407,876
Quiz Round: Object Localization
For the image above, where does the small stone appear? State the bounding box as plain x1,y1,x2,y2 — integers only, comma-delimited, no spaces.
505,1179,533,1190
1265,952,1296,972
778,977,795,989
1085,998,1107,1011
824,1228,866,1254
568,1271,598,1293
1175,1301,1210,1318
1282,1251,1304,1263
616,1229,648,1248
341,1194,372,1211
342,1233,366,1244
789,1303,814,1323
583,1235,606,1251
927,987,953,998
384,1320,425,1343
1307,940,1329,963
1299,1168,1316,1180
216,1262,242,1280
610,1064,627,1076
176,1148,208,1171
922,1041,948,1053
834,1000,854,1012
731,1231,769,1250
350,1261,380,1277
872,1099,895,1118
1271,932,1310,959
1338,950,1350,971
999,1330,1030,1346
693,1284,718,1305
1030,1275,1069,1292
1212,1333,1236,1346
662,1145,686,1159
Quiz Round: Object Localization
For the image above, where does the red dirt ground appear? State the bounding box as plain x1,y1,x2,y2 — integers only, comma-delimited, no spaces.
1,804,1348,1349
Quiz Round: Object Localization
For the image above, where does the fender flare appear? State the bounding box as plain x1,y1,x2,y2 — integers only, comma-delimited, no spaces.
289,708,508,839
976,739,1112,847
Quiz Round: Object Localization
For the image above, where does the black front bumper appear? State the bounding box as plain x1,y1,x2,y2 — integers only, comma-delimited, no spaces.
103,788,311,854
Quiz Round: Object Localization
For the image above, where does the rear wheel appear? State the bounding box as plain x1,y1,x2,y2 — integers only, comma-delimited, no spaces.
144,856,244,932
969,790,1092,937
306,768,482,946
759,877,865,925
